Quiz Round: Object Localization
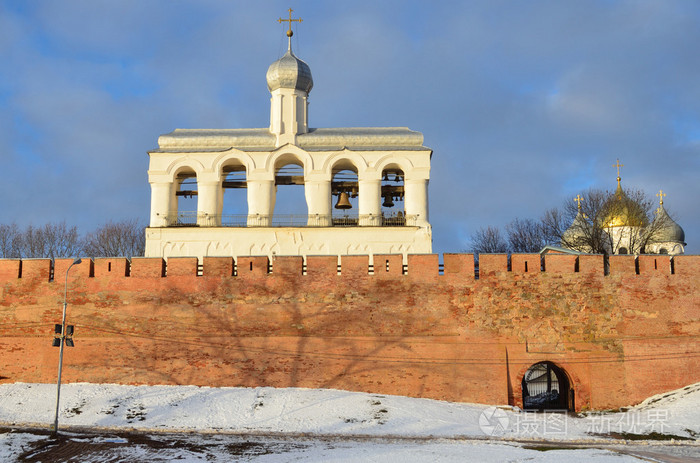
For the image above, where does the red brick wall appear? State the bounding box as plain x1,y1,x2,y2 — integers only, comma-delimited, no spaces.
0,254,698,411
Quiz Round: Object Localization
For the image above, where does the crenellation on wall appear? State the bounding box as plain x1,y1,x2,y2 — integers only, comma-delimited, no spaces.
578,255,604,276
236,256,269,278
0,259,21,281
306,255,337,277
272,256,303,276
609,255,636,276
478,254,508,278
94,258,129,278
443,253,475,278
0,254,694,282
545,254,578,274
130,257,165,278
53,258,93,281
338,255,370,280
673,255,700,275
373,254,404,278
637,255,671,274
407,254,439,281
19,258,52,282
166,257,198,277
510,254,540,275
202,257,234,277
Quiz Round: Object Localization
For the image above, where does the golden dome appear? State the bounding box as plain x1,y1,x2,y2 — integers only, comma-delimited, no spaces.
602,180,646,228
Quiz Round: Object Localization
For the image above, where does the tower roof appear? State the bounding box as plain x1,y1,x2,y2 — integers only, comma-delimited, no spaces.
266,40,313,94
650,204,686,244
601,168,646,228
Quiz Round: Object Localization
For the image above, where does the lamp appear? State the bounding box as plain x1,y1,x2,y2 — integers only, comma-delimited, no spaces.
52,257,82,436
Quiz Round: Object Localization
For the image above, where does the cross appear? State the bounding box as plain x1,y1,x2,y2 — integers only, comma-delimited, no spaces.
613,158,624,179
656,189,666,206
574,194,584,210
278,8,302,38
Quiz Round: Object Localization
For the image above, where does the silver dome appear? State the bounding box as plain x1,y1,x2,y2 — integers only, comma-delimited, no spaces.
562,211,588,245
266,46,313,94
650,205,686,244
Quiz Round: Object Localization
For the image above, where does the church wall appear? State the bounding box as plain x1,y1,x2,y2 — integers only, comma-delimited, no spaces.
0,254,698,411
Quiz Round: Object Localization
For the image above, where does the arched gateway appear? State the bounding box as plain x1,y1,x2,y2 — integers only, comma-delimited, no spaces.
522,362,574,411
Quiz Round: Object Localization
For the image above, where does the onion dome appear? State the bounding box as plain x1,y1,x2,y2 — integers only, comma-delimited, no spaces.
602,181,646,228
562,210,589,247
650,204,686,244
266,40,313,94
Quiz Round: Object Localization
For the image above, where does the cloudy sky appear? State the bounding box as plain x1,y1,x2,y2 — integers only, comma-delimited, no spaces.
1,0,698,255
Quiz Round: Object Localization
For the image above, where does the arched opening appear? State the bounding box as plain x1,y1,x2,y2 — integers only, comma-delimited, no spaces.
619,247,628,255
173,168,198,226
380,166,405,226
331,164,358,226
659,248,668,255
273,159,307,226
221,162,247,226
522,361,573,411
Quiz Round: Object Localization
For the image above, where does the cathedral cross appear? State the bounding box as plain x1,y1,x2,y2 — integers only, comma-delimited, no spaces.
574,194,583,210
656,189,666,206
613,158,624,184
278,8,302,37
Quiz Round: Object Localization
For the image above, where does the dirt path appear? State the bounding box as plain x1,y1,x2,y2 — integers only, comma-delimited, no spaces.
5,426,700,463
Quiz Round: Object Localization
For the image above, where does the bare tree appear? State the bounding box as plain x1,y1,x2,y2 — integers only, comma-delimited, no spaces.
469,226,508,254
82,219,145,257
545,189,611,254
506,218,547,253
20,222,82,259
550,187,670,255
469,186,670,256
0,223,23,258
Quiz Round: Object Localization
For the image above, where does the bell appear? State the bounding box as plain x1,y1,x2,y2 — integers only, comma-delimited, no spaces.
334,192,352,209
382,195,394,208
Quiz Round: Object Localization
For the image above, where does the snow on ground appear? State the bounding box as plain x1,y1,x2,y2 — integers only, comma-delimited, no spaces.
1,382,699,462
1,382,699,440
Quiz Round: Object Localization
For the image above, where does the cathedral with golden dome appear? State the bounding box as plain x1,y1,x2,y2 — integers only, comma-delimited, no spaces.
562,161,686,256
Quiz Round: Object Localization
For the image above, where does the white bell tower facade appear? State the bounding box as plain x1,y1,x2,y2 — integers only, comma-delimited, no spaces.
145,14,432,261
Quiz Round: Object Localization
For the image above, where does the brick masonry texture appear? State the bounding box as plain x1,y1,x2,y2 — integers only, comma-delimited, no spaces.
0,254,698,411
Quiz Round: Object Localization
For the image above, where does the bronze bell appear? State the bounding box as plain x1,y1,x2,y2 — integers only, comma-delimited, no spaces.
382,195,394,208
334,192,352,209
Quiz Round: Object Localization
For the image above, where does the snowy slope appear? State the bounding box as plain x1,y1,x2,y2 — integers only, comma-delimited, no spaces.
0,382,699,441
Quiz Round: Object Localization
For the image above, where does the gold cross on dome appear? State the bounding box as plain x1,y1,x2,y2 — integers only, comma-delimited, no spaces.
574,194,584,210
657,189,666,206
278,8,302,37
613,158,624,182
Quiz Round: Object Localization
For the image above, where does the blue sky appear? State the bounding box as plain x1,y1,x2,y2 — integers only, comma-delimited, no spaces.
1,0,698,254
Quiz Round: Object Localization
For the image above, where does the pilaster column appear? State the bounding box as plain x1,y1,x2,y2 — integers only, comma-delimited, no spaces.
404,179,429,226
305,180,332,226
197,181,221,226
150,182,172,227
247,179,275,226
359,179,381,226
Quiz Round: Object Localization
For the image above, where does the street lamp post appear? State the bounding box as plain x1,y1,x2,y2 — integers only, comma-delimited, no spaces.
52,257,82,437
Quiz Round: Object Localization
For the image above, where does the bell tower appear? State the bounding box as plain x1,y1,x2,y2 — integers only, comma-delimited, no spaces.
144,10,432,261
